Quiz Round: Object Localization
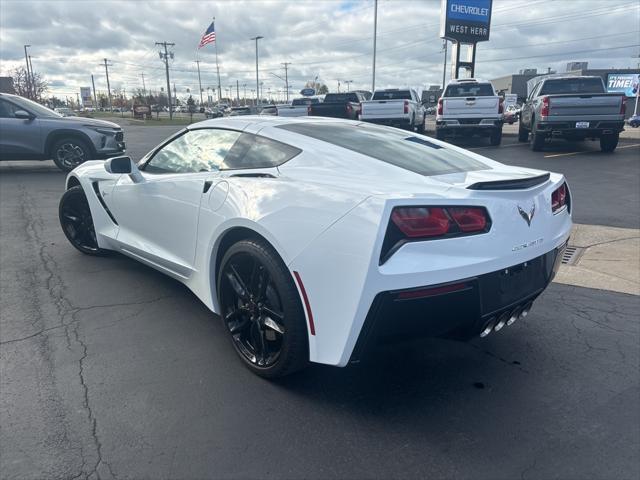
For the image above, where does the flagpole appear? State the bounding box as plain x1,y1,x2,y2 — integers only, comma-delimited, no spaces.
213,16,222,103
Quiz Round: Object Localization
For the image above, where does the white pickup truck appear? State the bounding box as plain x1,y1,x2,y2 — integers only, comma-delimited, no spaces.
276,97,321,117
360,88,425,132
436,79,504,145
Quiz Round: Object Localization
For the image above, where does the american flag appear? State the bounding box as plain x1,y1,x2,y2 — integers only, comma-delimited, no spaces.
198,22,216,48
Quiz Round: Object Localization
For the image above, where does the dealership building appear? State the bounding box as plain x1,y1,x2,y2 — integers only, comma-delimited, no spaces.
492,64,639,117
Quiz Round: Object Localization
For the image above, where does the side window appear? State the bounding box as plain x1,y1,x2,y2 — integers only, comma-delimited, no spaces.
222,133,301,170
0,99,19,118
145,128,241,174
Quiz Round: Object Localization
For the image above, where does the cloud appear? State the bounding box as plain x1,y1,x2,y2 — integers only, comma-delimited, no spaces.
1,0,638,100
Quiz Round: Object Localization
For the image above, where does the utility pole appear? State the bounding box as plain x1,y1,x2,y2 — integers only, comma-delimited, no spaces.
345,80,353,92
76,92,80,108
236,80,240,106
372,0,378,93
23,45,32,99
91,74,97,108
28,55,36,99
337,80,341,93
156,41,175,119
101,58,113,111
441,40,448,88
250,36,264,106
141,73,147,99
281,62,291,102
243,84,247,105
195,60,203,105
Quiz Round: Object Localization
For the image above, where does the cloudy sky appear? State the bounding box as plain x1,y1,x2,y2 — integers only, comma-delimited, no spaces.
1,0,638,101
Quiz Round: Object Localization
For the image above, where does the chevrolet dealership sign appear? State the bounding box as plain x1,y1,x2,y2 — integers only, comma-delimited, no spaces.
440,0,493,43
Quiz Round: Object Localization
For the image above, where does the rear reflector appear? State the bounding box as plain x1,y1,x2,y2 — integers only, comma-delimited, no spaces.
396,282,467,300
293,271,315,335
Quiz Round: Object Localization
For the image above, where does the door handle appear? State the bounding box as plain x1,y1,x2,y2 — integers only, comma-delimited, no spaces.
203,180,213,193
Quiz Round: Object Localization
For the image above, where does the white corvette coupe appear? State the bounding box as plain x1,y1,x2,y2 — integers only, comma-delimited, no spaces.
60,116,572,377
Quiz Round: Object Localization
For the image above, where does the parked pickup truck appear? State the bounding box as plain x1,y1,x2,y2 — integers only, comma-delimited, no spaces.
360,88,425,132
276,97,321,117
519,76,626,152
436,78,504,145
309,92,365,119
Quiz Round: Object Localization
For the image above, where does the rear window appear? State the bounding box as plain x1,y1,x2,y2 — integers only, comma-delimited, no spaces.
292,98,319,106
444,83,494,97
372,90,412,100
324,93,358,103
222,132,301,170
277,122,487,176
539,78,604,95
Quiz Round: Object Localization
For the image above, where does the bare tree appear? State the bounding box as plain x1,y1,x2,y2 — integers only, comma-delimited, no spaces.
304,80,328,95
11,66,48,100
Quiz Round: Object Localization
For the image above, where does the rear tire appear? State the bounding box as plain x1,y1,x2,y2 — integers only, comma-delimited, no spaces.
217,239,309,378
530,120,545,151
51,137,93,172
518,121,529,142
600,133,619,152
435,129,446,141
490,129,502,146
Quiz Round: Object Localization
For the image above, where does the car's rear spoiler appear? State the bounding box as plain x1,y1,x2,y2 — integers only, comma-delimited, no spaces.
467,173,550,190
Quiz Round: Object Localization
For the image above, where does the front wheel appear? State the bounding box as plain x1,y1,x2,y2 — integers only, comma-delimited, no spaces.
217,239,309,378
600,133,619,152
59,186,108,256
51,137,93,172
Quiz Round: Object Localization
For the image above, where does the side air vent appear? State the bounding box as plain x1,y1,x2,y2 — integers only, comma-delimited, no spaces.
467,173,550,191
91,182,118,225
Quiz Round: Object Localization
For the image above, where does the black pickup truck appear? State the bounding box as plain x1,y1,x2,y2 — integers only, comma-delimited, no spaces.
309,92,365,119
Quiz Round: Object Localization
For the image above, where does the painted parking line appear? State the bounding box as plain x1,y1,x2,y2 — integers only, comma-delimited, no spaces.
544,143,640,158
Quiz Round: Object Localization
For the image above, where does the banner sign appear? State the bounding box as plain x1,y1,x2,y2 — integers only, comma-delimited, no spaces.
606,73,640,97
440,0,493,43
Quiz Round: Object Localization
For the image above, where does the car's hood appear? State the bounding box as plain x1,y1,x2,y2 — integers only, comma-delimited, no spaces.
55,116,121,129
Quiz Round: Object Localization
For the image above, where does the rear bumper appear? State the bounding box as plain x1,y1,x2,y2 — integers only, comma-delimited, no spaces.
535,120,624,137
349,242,566,363
436,118,503,135
362,117,412,128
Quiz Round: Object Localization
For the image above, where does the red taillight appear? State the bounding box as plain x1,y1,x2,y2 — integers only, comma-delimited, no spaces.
498,98,504,114
541,96,550,117
448,207,488,232
390,206,489,239
437,98,443,115
620,97,626,115
551,183,568,213
391,207,449,238
404,100,409,114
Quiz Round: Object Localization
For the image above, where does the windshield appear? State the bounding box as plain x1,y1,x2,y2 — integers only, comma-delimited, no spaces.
540,78,605,95
444,83,494,97
11,96,61,117
277,122,487,176
292,98,319,106
372,90,412,100
324,93,358,103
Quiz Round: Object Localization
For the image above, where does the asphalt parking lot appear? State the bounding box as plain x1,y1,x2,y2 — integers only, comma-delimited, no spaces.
1,123,639,479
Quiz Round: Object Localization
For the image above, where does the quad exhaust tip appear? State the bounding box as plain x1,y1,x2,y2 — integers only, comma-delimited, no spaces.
480,302,534,338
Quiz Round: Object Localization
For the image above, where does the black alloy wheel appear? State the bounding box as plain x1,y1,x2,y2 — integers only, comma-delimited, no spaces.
52,137,92,172
218,239,308,378
59,186,107,255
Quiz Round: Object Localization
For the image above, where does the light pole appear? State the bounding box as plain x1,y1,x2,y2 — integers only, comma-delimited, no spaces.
372,0,378,93
23,45,32,99
345,80,353,92
250,36,263,106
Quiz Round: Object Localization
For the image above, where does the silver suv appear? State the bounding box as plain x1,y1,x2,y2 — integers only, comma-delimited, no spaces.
0,93,125,171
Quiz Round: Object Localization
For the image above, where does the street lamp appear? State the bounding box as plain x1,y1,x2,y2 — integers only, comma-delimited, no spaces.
250,36,263,106
345,80,353,92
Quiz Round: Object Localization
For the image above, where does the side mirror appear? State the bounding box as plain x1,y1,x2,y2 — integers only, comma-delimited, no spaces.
14,110,33,120
104,156,144,183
